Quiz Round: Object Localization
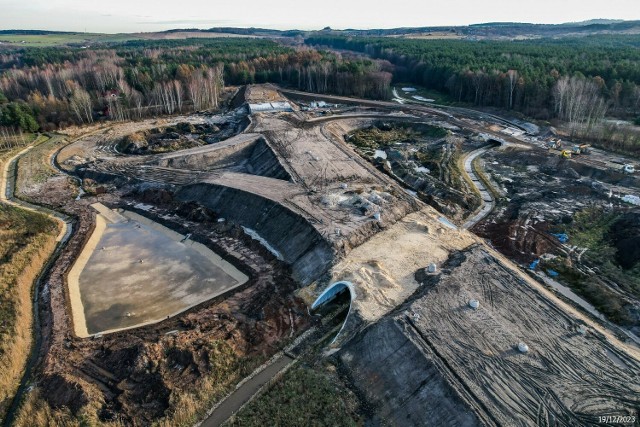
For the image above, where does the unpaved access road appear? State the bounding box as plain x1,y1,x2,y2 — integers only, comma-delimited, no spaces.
2,144,70,241
1,143,73,427
462,145,496,229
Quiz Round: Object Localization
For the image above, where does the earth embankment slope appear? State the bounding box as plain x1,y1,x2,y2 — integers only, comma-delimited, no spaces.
338,246,640,426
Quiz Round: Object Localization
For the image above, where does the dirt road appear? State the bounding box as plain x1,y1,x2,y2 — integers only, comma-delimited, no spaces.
462,146,496,229
1,144,73,427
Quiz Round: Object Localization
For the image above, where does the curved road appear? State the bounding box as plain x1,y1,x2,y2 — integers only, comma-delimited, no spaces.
389,86,508,230
1,142,73,427
1,143,72,242
391,87,530,133
462,146,497,229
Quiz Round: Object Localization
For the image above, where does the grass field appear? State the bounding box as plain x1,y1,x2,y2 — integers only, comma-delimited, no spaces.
0,168,59,423
0,33,137,47
0,31,259,47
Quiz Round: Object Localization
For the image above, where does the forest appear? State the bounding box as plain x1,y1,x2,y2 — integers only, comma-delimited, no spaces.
306,35,640,122
0,38,391,134
2,34,640,149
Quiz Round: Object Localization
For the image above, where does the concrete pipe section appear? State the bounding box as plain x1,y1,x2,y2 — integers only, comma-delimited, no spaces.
312,281,355,343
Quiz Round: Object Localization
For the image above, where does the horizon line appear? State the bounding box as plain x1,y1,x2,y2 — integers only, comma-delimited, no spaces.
0,18,634,35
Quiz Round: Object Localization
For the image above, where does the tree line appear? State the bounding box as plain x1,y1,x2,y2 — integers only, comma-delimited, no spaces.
0,39,391,133
6,34,638,139
305,35,640,123
0,47,224,131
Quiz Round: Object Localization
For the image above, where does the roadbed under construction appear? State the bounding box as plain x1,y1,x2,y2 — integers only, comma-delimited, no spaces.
338,245,639,426
8,84,639,426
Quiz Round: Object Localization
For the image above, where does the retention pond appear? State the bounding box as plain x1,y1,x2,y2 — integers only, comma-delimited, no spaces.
68,208,248,337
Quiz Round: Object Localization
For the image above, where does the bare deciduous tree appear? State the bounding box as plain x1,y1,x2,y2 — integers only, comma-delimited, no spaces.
507,69,518,109
69,88,93,124
553,76,608,134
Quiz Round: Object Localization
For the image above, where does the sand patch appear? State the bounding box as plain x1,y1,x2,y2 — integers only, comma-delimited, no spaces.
329,208,477,321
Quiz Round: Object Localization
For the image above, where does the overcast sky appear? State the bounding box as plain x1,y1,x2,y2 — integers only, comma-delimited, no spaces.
1,0,639,33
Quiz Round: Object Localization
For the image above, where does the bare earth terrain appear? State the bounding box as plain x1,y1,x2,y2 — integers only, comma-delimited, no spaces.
3,84,639,426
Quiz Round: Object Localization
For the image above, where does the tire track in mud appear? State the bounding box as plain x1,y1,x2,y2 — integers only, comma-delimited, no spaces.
398,248,640,425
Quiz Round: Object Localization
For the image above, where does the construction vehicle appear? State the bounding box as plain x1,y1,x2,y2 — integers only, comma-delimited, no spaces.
572,144,591,155
561,150,572,159
622,164,636,174
547,138,562,150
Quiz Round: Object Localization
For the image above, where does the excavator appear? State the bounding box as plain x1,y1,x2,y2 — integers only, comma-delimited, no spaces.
546,138,563,150
546,138,572,158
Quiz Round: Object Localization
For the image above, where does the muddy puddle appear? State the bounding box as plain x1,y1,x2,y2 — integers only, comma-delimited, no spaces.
68,209,248,337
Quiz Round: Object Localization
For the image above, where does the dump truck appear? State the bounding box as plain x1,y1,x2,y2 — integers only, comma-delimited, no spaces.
572,144,591,155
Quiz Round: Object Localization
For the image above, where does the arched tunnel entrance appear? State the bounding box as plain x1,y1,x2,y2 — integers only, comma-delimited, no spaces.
487,138,504,148
311,281,355,344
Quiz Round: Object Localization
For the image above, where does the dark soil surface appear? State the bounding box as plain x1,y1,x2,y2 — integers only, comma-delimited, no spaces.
473,145,640,331
117,122,235,155
29,176,312,424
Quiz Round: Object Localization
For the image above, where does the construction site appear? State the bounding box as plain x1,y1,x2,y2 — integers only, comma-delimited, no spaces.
3,84,640,426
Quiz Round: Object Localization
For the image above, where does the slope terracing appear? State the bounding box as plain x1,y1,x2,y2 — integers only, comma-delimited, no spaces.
58,90,421,285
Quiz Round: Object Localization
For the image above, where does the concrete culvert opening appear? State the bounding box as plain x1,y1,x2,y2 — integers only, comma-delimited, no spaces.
311,281,355,344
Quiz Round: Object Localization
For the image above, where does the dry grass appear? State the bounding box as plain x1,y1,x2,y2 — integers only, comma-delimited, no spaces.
14,390,81,427
13,361,121,426
13,385,116,427
0,149,60,422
